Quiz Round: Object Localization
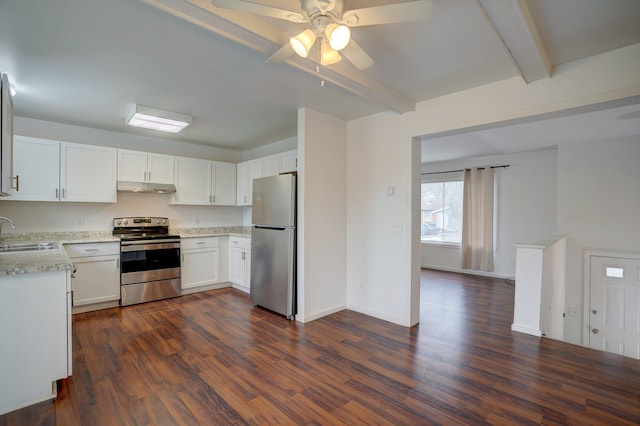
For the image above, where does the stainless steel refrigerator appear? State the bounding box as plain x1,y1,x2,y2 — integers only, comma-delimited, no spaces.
250,174,296,319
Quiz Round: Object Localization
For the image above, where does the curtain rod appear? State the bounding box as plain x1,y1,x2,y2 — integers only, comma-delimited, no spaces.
421,165,509,176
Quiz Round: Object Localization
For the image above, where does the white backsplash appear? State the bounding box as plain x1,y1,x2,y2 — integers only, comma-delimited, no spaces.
0,191,244,234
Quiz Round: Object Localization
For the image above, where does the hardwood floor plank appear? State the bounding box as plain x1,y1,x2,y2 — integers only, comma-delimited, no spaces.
2,269,639,425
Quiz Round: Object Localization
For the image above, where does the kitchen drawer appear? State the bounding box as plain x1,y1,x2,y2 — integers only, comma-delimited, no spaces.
65,242,120,258
181,237,219,250
229,237,250,250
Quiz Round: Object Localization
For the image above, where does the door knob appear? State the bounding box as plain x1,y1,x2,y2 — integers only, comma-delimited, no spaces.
592,309,597,314
592,328,599,334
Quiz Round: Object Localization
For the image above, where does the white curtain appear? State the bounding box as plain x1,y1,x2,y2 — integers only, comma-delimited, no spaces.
461,167,494,272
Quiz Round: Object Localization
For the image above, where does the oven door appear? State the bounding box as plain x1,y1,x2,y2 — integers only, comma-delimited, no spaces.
120,240,181,284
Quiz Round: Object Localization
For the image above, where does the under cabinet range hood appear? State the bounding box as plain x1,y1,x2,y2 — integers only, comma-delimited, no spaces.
117,181,176,194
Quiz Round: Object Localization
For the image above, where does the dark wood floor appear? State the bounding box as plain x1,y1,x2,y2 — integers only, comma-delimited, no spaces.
2,269,639,425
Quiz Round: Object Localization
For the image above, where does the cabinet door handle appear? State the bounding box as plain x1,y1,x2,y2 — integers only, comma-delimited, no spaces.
197,241,205,246
241,251,245,260
148,171,151,181
182,253,184,262
211,195,215,203
62,188,66,199
144,171,147,181
56,188,59,199
11,175,19,191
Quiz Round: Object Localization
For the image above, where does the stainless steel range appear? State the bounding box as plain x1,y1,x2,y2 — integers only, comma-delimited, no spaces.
113,217,181,306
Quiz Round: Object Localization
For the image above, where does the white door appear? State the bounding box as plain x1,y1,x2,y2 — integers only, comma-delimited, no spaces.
589,255,640,359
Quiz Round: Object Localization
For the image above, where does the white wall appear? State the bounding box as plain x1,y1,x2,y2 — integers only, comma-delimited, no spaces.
346,42,640,328
297,108,347,322
346,115,418,326
420,148,558,278
557,137,640,344
242,136,297,161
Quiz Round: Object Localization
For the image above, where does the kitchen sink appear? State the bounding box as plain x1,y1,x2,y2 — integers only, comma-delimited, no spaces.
0,242,57,253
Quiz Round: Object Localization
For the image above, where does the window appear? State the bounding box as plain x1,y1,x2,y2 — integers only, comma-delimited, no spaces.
421,179,463,243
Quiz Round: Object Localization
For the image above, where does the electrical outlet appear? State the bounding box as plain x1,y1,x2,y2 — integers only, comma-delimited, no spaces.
392,221,402,233
76,217,85,227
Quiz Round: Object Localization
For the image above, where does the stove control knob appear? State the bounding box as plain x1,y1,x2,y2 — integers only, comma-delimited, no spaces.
116,220,121,225
162,219,167,224
156,219,160,224
124,220,128,225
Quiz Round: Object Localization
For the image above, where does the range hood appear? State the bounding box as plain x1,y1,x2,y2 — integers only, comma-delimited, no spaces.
117,181,176,194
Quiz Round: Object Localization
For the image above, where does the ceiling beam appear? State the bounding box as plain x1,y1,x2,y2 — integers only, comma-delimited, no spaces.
142,0,416,114
479,0,552,83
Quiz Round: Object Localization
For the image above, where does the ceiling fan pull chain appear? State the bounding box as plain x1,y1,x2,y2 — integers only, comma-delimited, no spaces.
315,64,325,87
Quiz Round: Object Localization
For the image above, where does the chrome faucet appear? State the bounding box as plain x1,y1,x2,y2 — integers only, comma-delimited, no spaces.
0,217,15,244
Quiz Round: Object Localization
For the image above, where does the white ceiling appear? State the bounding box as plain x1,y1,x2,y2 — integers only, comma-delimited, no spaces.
1,0,639,157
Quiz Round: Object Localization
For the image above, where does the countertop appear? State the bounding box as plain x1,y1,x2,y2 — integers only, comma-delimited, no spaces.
0,227,251,275
0,242,73,276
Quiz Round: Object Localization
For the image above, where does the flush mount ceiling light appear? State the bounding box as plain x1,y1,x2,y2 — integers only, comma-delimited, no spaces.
126,104,192,133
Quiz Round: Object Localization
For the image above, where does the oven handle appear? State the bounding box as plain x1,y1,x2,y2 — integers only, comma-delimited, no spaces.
120,241,181,252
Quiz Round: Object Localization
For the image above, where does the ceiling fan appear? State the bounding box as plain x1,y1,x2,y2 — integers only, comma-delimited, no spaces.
212,0,433,70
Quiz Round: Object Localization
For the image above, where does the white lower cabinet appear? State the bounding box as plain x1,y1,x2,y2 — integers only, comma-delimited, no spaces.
181,237,221,293
0,270,71,415
65,242,120,313
229,237,251,293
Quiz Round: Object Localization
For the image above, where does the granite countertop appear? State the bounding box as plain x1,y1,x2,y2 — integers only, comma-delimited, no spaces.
0,227,251,275
3,231,119,245
0,242,73,276
176,226,252,239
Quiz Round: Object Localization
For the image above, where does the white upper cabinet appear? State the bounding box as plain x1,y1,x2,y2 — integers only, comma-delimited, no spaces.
236,158,263,206
279,150,297,173
211,161,237,205
261,150,298,178
10,135,60,201
173,156,210,205
60,142,117,203
262,155,280,177
172,156,236,205
8,136,116,203
117,149,174,184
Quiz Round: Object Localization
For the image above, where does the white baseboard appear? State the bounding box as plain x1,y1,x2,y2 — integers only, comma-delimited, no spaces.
346,303,412,327
181,282,230,295
421,264,515,280
511,323,542,337
298,304,346,323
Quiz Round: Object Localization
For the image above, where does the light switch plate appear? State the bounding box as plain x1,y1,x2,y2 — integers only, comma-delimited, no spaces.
386,185,395,196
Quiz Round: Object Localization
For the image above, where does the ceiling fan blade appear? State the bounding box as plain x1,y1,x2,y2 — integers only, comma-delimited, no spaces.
266,43,294,64
212,0,306,23
341,39,374,70
341,0,433,27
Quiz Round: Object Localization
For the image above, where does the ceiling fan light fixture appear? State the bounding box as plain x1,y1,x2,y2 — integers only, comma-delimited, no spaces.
126,104,192,133
290,29,317,58
326,23,350,51
320,42,341,65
